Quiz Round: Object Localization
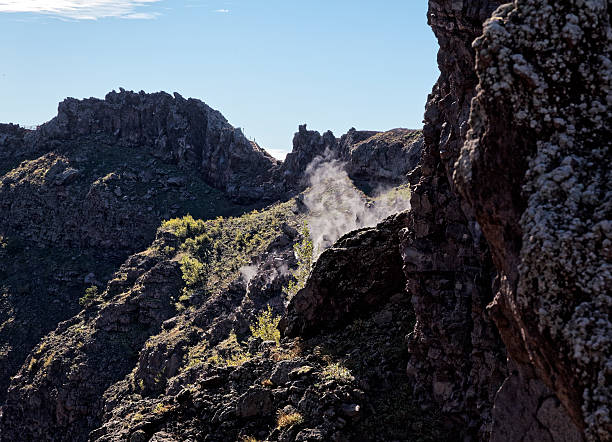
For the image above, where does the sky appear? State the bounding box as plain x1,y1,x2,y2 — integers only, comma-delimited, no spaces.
0,1,439,159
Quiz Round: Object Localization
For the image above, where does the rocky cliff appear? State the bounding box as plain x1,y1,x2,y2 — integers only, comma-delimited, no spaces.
0,0,609,440
398,0,609,441
35,89,281,202
455,1,611,440
398,1,508,439
282,124,423,192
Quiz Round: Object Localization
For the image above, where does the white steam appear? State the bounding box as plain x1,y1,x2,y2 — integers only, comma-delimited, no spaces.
239,265,258,284
303,152,411,255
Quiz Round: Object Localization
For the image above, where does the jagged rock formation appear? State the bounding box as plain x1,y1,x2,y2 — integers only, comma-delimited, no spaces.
36,89,281,202
454,1,611,440
286,212,408,336
1,0,608,439
282,124,423,192
0,119,253,406
0,89,423,419
0,199,445,441
397,1,509,439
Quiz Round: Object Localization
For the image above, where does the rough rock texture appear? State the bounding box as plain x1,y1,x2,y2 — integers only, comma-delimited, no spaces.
36,89,280,202
397,1,509,439
454,1,611,440
281,125,423,191
286,212,409,336
0,198,446,442
0,128,252,405
1,250,183,441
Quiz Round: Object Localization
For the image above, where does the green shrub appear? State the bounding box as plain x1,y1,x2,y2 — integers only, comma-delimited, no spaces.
162,214,206,239
179,256,206,288
283,222,313,299
250,305,281,345
79,285,100,307
322,362,354,382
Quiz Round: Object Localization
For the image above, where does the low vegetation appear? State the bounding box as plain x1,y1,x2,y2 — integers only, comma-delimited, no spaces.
163,201,300,298
321,362,354,382
283,222,313,299
277,411,304,428
250,305,281,345
79,285,100,308
206,331,251,367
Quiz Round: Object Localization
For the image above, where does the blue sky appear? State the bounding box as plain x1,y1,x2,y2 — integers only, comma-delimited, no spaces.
0,1,439,159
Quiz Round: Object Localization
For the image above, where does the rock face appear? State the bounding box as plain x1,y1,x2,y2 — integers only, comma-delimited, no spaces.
454,1,611,440
286,212,409,336
398,1,509,439
281,124,423,191
0,199,446,442
0,124,252,405
36,89,281,202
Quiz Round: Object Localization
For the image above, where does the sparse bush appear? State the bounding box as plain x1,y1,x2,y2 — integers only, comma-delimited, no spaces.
152,403,172,414
179,256,206,289
207,331,251,367
322,362,354,382
250,305,281,345
79,285,100,307
283,222,313,299
162,214,206,239
277,411,304,428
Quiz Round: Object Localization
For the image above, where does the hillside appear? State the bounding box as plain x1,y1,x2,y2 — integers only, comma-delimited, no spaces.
0,0,610,441
0,90,422,424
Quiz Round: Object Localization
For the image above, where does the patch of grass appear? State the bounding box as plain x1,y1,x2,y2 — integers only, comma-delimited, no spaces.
132,412,144,422
283,222,313,300
250,305,281,345
184,340,209,369
79,285,100,308
321,362,354,382
277,411,304,428
153,403,172,414
207,331,251,367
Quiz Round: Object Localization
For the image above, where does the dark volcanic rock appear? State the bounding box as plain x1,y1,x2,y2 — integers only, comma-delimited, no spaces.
0,251,183,441
37,89,280,202
454,1,611,440
286,212,409,336
398,1,509,440
281,124,423,192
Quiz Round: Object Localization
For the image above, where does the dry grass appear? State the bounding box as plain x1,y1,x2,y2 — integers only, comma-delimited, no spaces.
277,411,304,428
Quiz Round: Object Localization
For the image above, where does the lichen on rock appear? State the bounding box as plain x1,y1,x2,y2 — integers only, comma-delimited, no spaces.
455,0,611,439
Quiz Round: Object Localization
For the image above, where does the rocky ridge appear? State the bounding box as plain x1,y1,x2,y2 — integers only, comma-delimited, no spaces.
0,0,610,440
0,90,420,415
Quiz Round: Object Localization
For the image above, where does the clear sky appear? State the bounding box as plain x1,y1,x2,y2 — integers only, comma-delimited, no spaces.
0,1,439,159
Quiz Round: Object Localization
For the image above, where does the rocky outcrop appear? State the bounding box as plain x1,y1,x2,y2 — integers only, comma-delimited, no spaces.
397,1,508,440
35,89,281,202
341,128,424,185
286,212,409,336
0,132,251,405
1,194,447,442
281,125,423,191
0,250,183,441
454,1,611,440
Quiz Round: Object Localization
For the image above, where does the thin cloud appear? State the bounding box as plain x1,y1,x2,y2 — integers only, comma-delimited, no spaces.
215,8,229,13
0,0,162,20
